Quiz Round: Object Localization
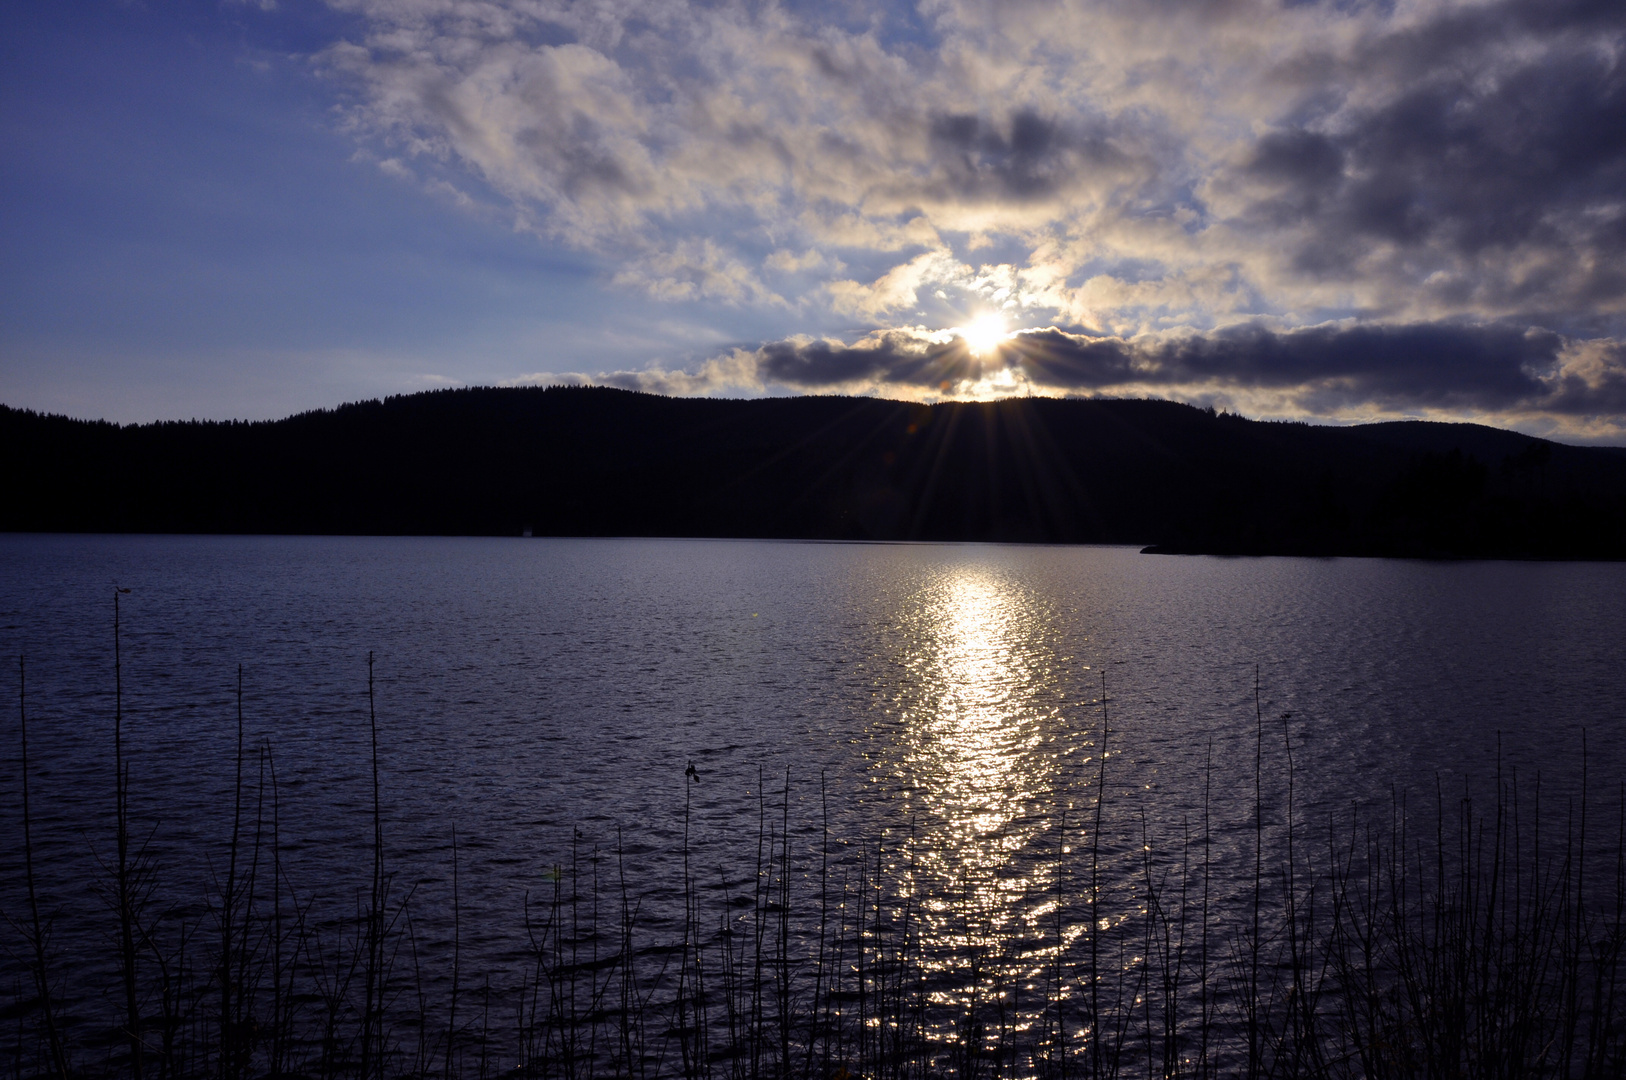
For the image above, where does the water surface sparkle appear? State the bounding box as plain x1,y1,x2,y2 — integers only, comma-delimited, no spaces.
899,569,1069,963
3,535,1624,1068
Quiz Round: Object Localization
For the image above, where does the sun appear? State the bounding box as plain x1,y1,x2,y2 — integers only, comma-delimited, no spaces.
961,313,1008,357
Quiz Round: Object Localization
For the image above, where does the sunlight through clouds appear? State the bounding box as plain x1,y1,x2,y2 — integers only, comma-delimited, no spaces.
320,0,1626,438
960,314,1009,359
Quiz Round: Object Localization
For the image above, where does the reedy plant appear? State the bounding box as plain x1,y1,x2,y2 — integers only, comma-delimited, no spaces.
6,649,1626,1080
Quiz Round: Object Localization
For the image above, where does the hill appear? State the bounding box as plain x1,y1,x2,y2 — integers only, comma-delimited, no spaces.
4,387,1625,558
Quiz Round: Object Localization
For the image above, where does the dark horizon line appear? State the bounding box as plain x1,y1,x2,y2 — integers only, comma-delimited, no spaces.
6,383,1620,451
7,388,1626,559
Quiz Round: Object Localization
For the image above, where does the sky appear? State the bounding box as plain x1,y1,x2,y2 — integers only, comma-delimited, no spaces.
2,1,1624,441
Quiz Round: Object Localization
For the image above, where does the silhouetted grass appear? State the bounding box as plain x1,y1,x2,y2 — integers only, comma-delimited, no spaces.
4,627,1625,1079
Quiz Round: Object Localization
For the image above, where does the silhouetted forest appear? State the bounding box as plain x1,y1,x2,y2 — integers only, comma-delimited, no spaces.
4,387,1625,558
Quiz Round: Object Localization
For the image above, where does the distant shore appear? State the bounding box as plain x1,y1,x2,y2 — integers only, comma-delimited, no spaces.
6,387,1626,559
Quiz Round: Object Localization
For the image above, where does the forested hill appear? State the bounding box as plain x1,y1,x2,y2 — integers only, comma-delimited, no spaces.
5,387,1626,558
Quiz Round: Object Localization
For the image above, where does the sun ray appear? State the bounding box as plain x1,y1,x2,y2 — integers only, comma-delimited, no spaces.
960,313,1008,357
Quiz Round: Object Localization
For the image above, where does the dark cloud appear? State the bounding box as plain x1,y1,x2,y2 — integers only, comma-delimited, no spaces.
734,322,1626,420
1237,0,1626,309
925,109,1133,202
757,330,980,388
1010,323,1564,408
1342,58,1624,253
1241,131,1344,226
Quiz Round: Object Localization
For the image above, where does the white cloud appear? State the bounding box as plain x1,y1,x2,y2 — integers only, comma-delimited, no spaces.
826,250,971,319
318,0,1626,426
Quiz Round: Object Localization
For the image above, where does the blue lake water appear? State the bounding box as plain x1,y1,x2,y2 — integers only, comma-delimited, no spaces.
2,534,1625,1055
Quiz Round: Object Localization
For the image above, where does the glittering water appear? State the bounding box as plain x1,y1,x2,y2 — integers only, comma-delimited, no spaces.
2,534,1624,1055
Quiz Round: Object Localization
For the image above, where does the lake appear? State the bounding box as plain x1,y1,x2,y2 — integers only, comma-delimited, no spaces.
3,534,1624,1072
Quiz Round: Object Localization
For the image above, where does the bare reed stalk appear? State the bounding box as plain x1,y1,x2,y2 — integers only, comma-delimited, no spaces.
614,827,654,1080
676,758,698,1080
265,740,296,1080
747,766,767,1080
801,771,829,1080
217,665,246,1080
13,655,69,1080
1198,738,1213,1080
361,650,385,1080
1087,670,1107,1080
14,643,1626,1080
1052,806,1067,1080
1245,664,1263,1080
1279,707,1321,1076
1594,785,1626,1077
217,728,267,1080
113,585,144,1080
775,768,791,1080
444,825,461,1080
1138,805,1180,1080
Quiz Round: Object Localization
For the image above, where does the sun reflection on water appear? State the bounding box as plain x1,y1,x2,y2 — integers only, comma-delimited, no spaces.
887,565,1082,994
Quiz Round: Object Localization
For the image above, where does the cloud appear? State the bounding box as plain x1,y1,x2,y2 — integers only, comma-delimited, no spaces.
407,373,463,388
321,1,1621,316
513,321,1626,439
315,0,1626,431
610,239,786,306
1213,0,1626,321
505,346,768,396
1007,323,1576,409
826,250,971,319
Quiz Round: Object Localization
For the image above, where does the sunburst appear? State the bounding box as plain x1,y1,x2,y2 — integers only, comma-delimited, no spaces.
960,313,1008,357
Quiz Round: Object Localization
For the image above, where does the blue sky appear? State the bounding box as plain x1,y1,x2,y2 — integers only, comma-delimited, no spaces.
4,1,1624,440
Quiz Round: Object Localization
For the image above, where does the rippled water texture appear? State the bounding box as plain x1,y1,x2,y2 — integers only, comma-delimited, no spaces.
3,535,1625,1001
